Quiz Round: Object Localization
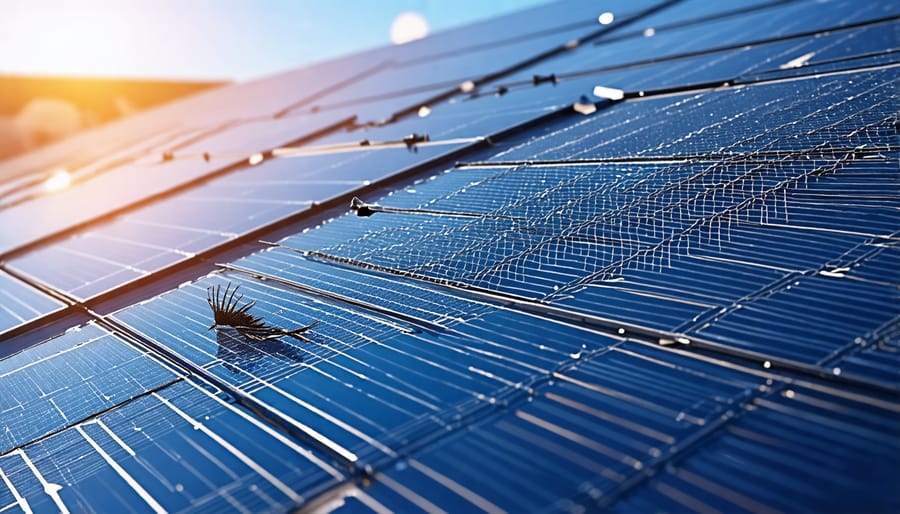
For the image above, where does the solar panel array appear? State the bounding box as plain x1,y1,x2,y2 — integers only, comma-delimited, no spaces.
0,0,898,512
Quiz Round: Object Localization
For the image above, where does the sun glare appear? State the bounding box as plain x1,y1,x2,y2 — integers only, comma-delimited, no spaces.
44,169,72,193
390,12,429,45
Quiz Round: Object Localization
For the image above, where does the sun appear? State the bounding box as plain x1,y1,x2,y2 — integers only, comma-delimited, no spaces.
390,12,429,45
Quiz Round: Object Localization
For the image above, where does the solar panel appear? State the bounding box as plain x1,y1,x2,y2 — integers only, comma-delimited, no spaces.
111,272,620,465
1,0,897,512
0,379,342,512
5,144,469,299
0,323,178,453
0,271,64,335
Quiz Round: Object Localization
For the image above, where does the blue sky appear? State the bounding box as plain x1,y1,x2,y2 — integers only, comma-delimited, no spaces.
0,0,551,81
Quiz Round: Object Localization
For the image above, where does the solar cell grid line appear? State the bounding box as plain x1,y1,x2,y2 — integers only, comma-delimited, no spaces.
0,0,897,511
310,341,773,512
0,322,182,456
490,2,900,94
1,136,469,303
0,270,65,337
605,378,900,513
0,379,344,514
350,0,683,127
5,17,892,316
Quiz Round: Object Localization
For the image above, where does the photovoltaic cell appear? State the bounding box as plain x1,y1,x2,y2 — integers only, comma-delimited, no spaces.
0,0,897,511
491,67,898,161
6,144,466,299
0,380,342,513
112,272,620,465
0,323,178,454
0,155,234,256
691,274,899,363
611,380,900,513
0,271,64,335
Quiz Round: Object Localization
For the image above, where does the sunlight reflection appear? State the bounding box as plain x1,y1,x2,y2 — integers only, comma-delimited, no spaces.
44,169,72,192
390,12,429,44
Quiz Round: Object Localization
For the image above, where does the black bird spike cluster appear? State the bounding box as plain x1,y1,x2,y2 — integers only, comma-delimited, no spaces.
207,283,320,342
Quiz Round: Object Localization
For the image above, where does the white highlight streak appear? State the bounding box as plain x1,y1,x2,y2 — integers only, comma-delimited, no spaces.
780,52,816,69
91,419,136,457
74,427,166,514
185,381,343,479
11,449,69,514
0,467,32,514
152,393,303,504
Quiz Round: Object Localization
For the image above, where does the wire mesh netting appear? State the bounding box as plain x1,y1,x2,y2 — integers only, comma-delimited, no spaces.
283,70,897,305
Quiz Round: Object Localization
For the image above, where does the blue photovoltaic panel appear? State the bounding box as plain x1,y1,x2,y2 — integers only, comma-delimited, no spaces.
5,144,466,299
494,1,898,87
0,0,897,512
0,380,342,513
491,67,897,161
0,125,203,211
334,343,899,513
278,157,875,291
836,329,900,383
691,274,900,363
300,22,598,110
112,272,620,466
626,0,898,35
0,323,178,454
0,155,234,256
276,0,662,118
260,67,898,374
300,28,899,151
231,249,494,326
0,271,64,335
164,113,344,157
611,380,900,514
